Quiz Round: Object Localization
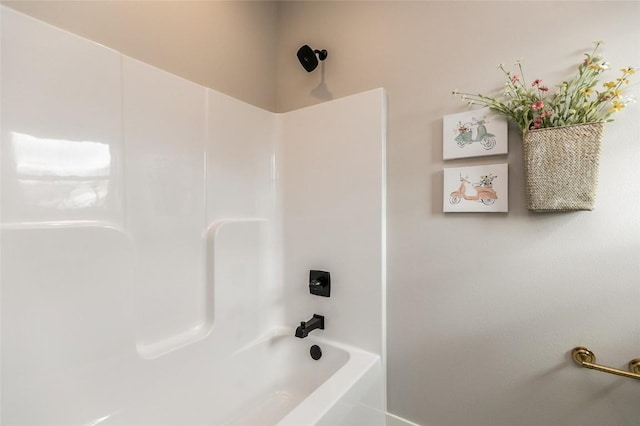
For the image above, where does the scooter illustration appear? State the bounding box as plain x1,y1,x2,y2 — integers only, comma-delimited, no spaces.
454,117,496,150
449,174,498,206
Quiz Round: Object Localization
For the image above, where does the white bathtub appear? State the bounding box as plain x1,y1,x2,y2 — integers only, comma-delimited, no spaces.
122,330,384,426
3,325,383,426
115,331,384,426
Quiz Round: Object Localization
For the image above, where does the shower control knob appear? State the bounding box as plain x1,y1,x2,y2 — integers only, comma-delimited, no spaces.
309,270,331,297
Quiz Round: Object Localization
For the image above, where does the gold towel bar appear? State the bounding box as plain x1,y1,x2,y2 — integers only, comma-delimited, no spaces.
571,347,640,380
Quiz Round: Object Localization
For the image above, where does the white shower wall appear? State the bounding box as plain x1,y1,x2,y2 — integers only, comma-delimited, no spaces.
123,57,209,353
1,7,386,423
279,92,387,357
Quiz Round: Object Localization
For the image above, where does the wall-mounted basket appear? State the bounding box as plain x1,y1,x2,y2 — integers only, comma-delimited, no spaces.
522,121,604,212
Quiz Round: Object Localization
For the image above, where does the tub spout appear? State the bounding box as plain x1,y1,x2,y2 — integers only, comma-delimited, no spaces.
295,314,324,338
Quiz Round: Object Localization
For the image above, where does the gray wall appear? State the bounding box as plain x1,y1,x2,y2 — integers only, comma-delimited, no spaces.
4,2,640,425
2,0,278,111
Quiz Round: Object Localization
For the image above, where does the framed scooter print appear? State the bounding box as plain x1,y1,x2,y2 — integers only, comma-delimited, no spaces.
443,107,508,159
444,163,508,213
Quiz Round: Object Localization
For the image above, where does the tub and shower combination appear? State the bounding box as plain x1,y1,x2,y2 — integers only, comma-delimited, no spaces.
1,7,386,425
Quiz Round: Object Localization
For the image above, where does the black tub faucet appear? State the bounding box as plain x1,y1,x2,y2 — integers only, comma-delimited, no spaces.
295,314,325,338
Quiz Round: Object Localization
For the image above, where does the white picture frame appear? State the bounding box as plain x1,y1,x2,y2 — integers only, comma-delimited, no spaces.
444,163,508,213
443,107,508,160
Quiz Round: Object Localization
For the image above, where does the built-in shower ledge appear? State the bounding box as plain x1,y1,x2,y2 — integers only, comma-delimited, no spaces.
136,324,211,359
0,220,126,232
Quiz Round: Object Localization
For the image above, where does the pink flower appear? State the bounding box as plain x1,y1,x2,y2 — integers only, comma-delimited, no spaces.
531,79,542,87
511,74,520,83
539,86,549,92
531,101,544,110
530,118,543,130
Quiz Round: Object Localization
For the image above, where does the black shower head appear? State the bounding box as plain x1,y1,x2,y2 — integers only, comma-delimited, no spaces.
297,45,328,72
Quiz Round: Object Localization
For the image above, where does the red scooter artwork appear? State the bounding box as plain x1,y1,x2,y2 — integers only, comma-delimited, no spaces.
449,173,498,206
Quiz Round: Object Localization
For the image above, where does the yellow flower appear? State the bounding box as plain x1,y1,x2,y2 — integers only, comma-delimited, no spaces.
621,67,636,75
610,100,625,112
617,77,630,84
580,88,594,96
612,89,623,98
603,81,617,89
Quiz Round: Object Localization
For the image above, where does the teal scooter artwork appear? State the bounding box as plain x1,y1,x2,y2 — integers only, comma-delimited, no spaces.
454,117,496,150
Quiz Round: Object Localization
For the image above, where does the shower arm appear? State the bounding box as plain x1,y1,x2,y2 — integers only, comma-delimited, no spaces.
571,347,640,380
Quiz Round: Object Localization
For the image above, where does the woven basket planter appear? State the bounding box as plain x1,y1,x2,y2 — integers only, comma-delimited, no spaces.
522,122,604,212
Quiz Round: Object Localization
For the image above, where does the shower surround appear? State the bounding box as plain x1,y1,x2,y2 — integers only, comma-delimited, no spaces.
0,7,386,425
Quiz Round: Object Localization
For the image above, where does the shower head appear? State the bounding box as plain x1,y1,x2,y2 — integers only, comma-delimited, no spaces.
297,45,328,72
